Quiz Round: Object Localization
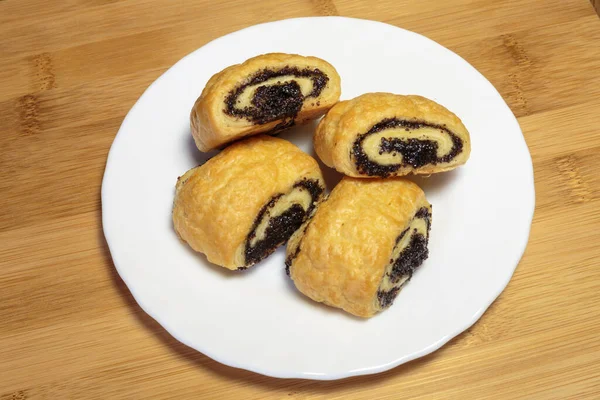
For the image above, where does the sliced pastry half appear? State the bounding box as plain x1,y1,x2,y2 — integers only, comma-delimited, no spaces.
315,93,471,177
191,53,341,151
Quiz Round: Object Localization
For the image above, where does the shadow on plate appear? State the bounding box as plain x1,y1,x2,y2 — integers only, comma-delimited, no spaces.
282,268,367,323
276,119,318,144
405,168,462,196
100,219,448,391
280,119,344,190
187,134,219,166
176,227,264,279
309,151,344,191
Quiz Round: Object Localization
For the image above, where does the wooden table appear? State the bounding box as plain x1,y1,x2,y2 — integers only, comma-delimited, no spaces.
2,1,600,398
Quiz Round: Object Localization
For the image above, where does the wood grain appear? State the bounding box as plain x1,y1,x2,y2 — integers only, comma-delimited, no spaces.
1,0,600,398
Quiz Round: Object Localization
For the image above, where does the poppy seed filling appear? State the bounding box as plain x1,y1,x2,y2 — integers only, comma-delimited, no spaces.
388,232,429,284
224,67,329,125
377,287,400,309
377,207,432,308
352,118,464,177
250,82,304,125
245,204,306,267
244,179,324,268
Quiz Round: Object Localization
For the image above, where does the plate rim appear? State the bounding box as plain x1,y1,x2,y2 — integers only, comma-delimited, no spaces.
101,16,536,380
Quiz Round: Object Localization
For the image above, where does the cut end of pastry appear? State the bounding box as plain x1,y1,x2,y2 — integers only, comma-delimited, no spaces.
314,93,471,177
284,213,313,277
191,53,341,152
224,66,330,125
374,205,431,311
353,118,467,177
239,178,324,268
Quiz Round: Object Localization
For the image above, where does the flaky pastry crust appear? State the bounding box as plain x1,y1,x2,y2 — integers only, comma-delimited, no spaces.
287,177,431,317
173,135,325,270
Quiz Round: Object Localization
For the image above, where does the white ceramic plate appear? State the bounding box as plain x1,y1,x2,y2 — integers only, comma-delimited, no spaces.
102,17,535,380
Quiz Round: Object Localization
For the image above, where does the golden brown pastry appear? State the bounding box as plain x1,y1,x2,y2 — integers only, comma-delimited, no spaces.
173,135,325,270
315,93,471,177
191,53,341,152
286,177,432,318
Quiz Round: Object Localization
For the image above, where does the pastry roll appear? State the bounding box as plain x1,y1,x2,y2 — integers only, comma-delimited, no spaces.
315,93,471,177
173,135,325,270
286,177,431,318
191,53,341,152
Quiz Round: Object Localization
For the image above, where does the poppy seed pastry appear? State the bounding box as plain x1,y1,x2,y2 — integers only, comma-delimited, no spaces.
286,177,432,318
191,53,341,152
314,93,471,177
173,135,326,270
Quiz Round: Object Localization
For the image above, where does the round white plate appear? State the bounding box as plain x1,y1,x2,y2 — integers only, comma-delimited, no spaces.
102,17,535,380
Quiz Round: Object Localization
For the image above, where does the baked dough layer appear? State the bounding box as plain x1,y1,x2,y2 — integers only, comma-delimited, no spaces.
314,93,471,177
173,135,325,270
286,177,431,317
191,53,341,152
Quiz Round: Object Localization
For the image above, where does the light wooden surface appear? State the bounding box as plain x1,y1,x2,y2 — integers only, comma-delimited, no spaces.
1,1,600,398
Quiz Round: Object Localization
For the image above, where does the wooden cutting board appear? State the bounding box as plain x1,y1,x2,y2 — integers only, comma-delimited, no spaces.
1,0,599,398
